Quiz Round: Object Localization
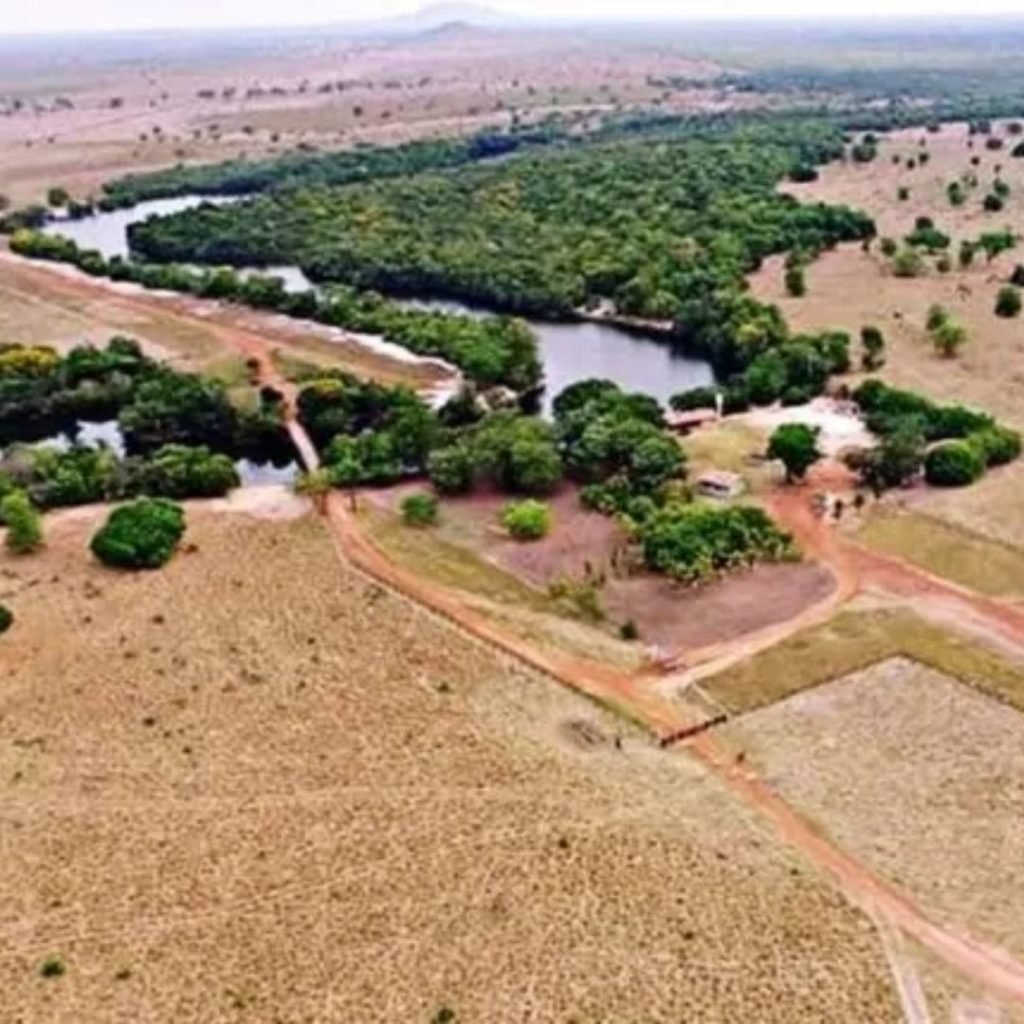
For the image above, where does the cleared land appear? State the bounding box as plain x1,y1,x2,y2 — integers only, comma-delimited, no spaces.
0,253,442,390
364,482,836,659
731,658,1024,969
0,504,899,1022
858,505,1024,601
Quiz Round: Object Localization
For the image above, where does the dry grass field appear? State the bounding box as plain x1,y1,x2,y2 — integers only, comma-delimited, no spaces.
0,502,901,1022
730,657,1024,969
0,28,729,206
750,121,1024,431
0,253,440,391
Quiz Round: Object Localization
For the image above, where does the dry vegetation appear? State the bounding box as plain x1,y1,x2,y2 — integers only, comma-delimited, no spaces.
0,253,440,389
731,658,1024,967
700,606,1024,716
0,504,899,1022
750,121,1024,431
857,505,1024,600
0,28,728,206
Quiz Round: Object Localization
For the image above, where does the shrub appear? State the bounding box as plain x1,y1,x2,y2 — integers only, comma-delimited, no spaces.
879,237,898,258
860,326,885,370
619,619,640,641
501,499,551,541
932,320,967,358
1011,264,1024,287
400,491,439,527
90,498,185,569
1,490,43,554
995,285,1022,318
39,955,66,978
891,247,925,278
897,186,910,201
784,264,806,297
0,603,12,635
969,426,1022,467
984,193,1005,212
924,441,985,487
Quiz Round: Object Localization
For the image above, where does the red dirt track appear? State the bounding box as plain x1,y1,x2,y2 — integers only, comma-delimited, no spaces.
15,258,1024,1007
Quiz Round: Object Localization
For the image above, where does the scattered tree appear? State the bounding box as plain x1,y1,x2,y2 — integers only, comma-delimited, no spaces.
860,326,886,370
995,285,1022,318
925,441,985,487
90,499,185,570
767,423,822,483
1,490,43,554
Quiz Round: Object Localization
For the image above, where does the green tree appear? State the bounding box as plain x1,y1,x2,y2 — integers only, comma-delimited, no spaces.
90,499,185,570
767,423,822,482
925,441,985,487
784,264,806,297
1,490,43,554
995,285,1022,318
857,425,925,494
501,499,551,541
0,603,12,635
860,326,885,370
932,320,967,359
46,186,69,207
427,444,475,495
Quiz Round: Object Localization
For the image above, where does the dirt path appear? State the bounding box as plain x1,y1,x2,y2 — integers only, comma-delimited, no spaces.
21,260,1024,1007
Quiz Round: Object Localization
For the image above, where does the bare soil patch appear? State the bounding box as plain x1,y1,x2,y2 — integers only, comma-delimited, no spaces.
365,482,838,657
0,507,898,1022
730,657,1024,962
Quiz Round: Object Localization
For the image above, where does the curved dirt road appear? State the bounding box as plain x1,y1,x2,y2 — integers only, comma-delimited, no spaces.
13,257,1024,1008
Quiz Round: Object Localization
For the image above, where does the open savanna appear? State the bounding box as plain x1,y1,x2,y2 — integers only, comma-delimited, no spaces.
0,501,900,1022
750,120,1024,431
0,27,727,207
729,657,1024,993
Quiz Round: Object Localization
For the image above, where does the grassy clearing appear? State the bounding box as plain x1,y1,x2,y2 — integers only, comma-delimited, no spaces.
680,420,776,495
704,607,1024,715
858,506,1024,599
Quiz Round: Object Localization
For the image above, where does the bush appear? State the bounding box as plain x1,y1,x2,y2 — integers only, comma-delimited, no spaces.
90,498,185,569
1011,264,1024,287
969,426,1022,467
860,326,885,370
891,247,925,278
0,603,12,635
619,619,640,641
1,490,43,554
400,491,439,527
501,499,551,541
984,193,1005,212
639,503,794,584
879,237,898,258
995,285,1022,318
924,441,985,487
426,444,475,495
784,264,806,297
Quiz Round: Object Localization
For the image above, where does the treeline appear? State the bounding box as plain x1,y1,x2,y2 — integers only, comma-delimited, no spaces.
0,338,289,511
125,120,872,376
99,127,567,208
8,230,541,392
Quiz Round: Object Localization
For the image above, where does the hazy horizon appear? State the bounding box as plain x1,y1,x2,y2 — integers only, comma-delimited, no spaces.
6,0,1024,37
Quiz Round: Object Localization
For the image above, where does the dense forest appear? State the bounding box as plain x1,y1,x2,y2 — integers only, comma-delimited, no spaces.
127,119,873,376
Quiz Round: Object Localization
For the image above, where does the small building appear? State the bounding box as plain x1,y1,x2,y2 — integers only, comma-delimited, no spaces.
696,469,745,500
666,408,718,435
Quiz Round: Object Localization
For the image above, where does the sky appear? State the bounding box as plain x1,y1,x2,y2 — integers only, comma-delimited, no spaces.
6,0,1024,35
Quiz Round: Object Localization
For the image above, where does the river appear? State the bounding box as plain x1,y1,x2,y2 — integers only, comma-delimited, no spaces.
43,197,715,414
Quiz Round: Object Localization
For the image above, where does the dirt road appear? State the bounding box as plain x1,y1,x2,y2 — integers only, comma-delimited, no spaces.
14,257,1024,1008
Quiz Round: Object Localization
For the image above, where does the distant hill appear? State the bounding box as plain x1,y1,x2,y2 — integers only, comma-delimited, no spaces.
338,2,516,37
